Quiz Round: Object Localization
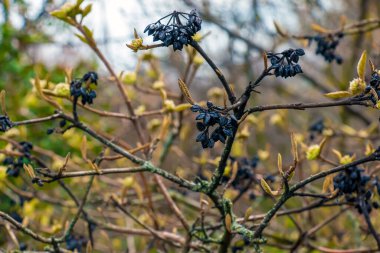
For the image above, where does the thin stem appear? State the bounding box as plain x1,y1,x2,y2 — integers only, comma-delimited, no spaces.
13,113,61,126
248,98,370,113
57,175,95,241
360,197,380,249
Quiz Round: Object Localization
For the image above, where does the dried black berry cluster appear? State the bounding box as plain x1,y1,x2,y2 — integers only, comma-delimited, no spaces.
267,48,305,78
191,102,237,149
333,166,378,214
308,119,324,140
70,71,98,105
144,10,202,51
364,71,380,105
65,234,87,252
308,33,344,64
10,211,23,223
2,141,33,177
222,156,259,192
47,119,67,135
0,114,13,132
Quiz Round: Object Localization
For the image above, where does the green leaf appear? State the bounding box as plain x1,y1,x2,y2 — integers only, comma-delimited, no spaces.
357,50,367,80
306,144,320,160
75,0,85,8
50,9,67,19
324,91,352,99
74,33,88,44
83,25,93,40
82,4,92,17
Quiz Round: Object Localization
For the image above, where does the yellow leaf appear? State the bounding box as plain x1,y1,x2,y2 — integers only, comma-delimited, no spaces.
158,115,171,140
207,87,224,99
357,50,367,80
290,132,298,162
88,161,100,173
273,20,287,37
349,78,366,95
365,142,375,156
123,176,135,188
192,32,202,42
322,175,333,193
258,149,269,161
152,80,165,90
33,77,62,109
134,105,146,115
332,149,342,160
178,78,195,105
237,125,250,139
0,90,6,115
260,178,274,196
277,153,283,175
163,99,176,112
86,241,93,253
174,103,192,112
231,161,238,179
53,83,70,97
269,113,284,126
50,9,68,19
81,135,87,160
225,214,232,233
83,25,93,39
340,154,355,165
23,164,35,179
159,88,167,101
287,170,295,181
123,72,137,85
340,124,357,136
147,119,161,132
231,139,244,157
324,91,352,99
244,207,253,222
369,59,376,72
306,144,320,160
223,163,232,177
376,101,380,110
82,4,92,17
310,23,330,33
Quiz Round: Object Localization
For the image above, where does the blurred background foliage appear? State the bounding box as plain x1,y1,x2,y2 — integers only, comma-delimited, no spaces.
1,0,380,252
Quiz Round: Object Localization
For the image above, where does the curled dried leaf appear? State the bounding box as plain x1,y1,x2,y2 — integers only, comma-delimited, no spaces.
290,132,298,162
81,135,88,160
58,152,71,176
369,59,376,73
263,52,268,71
23,164,35,179
225,214,232,233
322,174,333,193
178,78,195,105
277,153,283,175
260,178,273,196
324,91,352,99
357,50,367,80
0,90,6,115
244,207,253,222
273,21,287,37
310,23,330,33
